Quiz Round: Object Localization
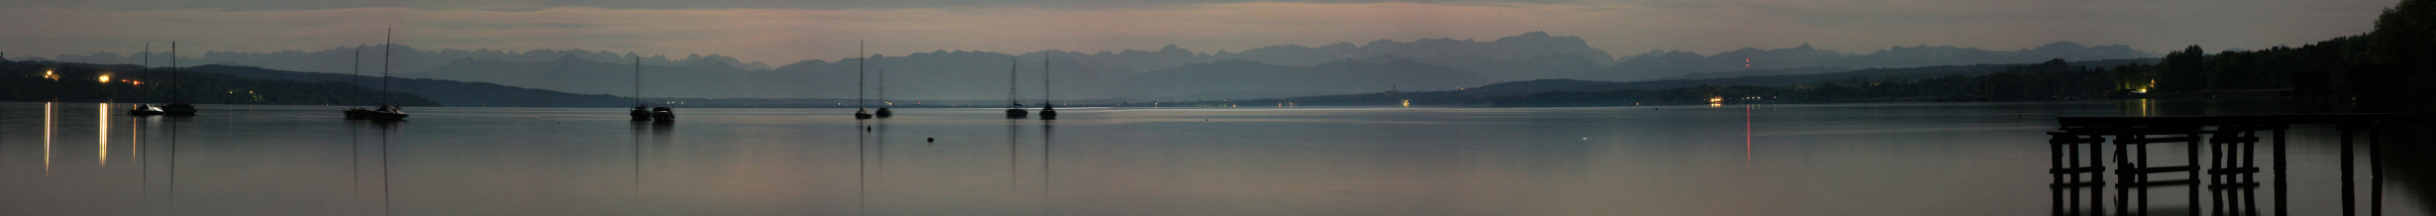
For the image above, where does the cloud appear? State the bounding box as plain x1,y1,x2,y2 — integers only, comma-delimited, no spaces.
0,0,2394,64
0,0,1569,11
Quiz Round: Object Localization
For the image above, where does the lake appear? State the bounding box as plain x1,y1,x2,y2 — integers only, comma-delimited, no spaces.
0,100,2421,215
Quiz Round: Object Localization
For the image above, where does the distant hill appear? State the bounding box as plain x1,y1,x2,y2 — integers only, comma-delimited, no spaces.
31,45,775,78
181,64,629,107
1821,42,2156,69
1602,41,2155,81
1109,59,1491,100
1189,58,2161,107
0,60,439,106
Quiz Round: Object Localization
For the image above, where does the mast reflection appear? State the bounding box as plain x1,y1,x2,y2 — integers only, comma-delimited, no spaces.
876,121,886,180
349,116,362,214
1041,120,1054,201
630,120,644,215
135,105,149,214
1006,119,1019,193
167,107,182,214
373,120,399,216
857,121,868,215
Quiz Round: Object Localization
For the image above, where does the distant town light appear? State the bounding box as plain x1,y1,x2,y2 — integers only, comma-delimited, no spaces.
97,75,110,83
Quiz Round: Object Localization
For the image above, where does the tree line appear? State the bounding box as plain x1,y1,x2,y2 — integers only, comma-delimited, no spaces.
0,60,440,106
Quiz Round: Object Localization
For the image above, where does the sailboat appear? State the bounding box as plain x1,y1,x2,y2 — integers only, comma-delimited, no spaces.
629,56,674,121
162,42,197,115
131,43,165,115
361,27,409,120
651,103,674,121
853,41,874,119
1003,58,1028,118
630,56,650,121
874,68,892,118
1039,56,1057,120
344,47,375,119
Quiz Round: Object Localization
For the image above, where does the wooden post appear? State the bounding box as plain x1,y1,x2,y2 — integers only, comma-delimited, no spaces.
2341,127,2354,216
2368,126,2381,216
2053,133,2066,215
2092,134,2106,215
2274,128,2287,216
2211,130,2227,215
2245,129,2261,215
2187,131,2200,216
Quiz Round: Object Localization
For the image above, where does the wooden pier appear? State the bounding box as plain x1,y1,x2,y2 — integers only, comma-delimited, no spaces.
2049,114,2412,216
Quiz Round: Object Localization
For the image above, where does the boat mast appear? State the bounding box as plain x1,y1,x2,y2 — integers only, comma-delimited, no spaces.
1043,54,1051,106
635,56,641,106
381,27,393,106
1009,58,1017,107
142,43,148,103
857,40,865,110
171,41,178,104
878,68,885,106
352,47,361,107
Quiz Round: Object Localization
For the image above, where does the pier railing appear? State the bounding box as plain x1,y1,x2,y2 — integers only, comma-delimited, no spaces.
2049,114,2408,216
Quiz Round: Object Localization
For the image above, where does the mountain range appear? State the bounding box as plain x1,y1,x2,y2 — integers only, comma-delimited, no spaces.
21,32,2157,101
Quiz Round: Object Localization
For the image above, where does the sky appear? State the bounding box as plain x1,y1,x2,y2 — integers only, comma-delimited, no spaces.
0,0,2399,64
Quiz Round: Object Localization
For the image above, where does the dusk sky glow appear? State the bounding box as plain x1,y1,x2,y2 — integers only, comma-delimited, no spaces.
0,0,2396,64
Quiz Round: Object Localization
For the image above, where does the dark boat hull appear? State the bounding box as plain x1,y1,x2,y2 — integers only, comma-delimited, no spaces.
1004,109,1028,118
1040,109,1057,120
364,112,408,120
651,107,674,121
344,108,375,119
631,110,652,121
163,103,197,115
875,108,893,118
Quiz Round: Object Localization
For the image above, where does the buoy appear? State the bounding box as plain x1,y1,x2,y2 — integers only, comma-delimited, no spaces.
927,138,934,142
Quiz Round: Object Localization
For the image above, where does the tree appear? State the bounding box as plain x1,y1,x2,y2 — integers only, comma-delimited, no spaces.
2155,45,2207,92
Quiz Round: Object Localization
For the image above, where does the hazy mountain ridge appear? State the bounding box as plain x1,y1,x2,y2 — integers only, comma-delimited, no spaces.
1473,58,2161,94
1820,42,2154,69
21,32,2160,101
181,64,635,107
27,45,776,77
1109,59,1491,100
1601,41,2153,81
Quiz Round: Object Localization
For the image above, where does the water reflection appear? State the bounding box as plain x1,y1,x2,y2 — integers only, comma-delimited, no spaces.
857,121,868,215
1040,120,1054,207
629,120,645,216
372,120,399,216
0,102,2422,215
45,102,53,174
1006,119,1019,193
98,103,107,166
166,110,181,214
652,120,672,143
348,117,362,214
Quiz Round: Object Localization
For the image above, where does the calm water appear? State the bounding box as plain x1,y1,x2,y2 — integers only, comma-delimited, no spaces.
0,101,2420,215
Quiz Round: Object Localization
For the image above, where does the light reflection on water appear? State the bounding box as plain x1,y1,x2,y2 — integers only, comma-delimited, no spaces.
0,101,2422,216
